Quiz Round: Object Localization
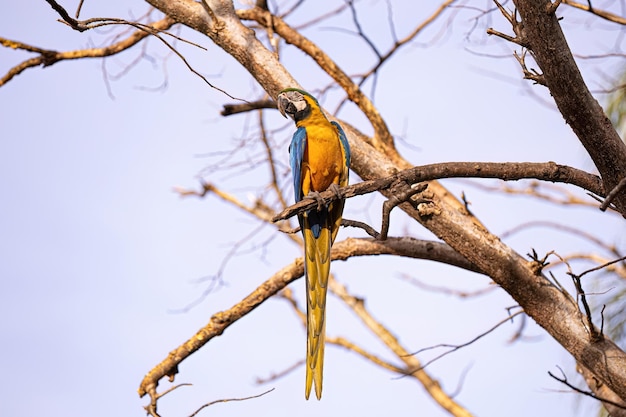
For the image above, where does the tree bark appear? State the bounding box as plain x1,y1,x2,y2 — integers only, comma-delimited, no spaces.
513,0,626,216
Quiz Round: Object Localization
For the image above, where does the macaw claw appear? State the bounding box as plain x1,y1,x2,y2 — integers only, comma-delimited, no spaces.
328,183,342,199
304,190,325,211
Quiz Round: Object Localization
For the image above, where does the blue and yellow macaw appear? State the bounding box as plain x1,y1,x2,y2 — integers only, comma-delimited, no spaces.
277,88,350,400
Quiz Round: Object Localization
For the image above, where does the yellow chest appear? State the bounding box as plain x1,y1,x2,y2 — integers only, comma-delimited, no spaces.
300,123,344,194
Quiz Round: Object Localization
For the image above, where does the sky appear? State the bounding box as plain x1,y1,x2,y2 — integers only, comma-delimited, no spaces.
1,1,625,417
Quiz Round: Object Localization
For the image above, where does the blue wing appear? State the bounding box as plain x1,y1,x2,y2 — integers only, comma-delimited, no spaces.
289,126,307,203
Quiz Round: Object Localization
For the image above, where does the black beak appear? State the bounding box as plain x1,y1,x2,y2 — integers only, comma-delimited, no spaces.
277,94,294,118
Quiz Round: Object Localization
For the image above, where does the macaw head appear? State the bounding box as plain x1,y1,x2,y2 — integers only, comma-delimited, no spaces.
277,88,318,123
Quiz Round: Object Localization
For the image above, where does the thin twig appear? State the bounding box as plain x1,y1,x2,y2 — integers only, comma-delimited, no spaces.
568,272,602,342
341,218,381,239
188,389,275,417
549,367,626,410
75,0,85,18
600,177,626,211
143,383,192,417
577,255,626,280
562,0,626,25
407,310,525,372
546,0,562,14
0,17,175,87
380,183,428,240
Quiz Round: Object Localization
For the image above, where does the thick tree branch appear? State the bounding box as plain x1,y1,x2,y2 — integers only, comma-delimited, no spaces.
337,118,626,403
512,0,626,215
272,161,604,223
138,257,303,415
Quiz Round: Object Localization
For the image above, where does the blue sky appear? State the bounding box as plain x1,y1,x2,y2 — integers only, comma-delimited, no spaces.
1,1,624,416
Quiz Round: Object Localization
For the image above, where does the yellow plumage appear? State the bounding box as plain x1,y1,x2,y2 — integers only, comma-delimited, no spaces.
277,88,350,400
303,223,330,400
298,104,346,400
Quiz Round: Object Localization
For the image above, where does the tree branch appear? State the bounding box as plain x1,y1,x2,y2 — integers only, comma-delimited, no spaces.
0,17,175,87
221,99,276,116
272,161,604,223
512,0,626,215
236,6,396,156
562,0,626,25
188,389,275,417
578,364,626,417
549,367,626,412
330,278,475,417
138,236,483,414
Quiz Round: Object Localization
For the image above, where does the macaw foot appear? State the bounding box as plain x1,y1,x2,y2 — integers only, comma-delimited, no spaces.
328,183,342,199
304,191,325,211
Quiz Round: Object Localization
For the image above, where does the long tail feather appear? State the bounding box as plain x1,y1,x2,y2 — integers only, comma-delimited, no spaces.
303,216,331,400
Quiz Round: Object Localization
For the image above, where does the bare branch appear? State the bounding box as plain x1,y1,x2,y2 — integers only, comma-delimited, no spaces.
236,6,396,155
2,6,245,99
549,367,626,411
569,272,602,342
329,336,407,374
562,0,626,25
138,236,484,413
575,255,626,280
138,257,303,413
341,218,381,239
578,364,626,417
272,161,604,223
546,0,563,14
174,180,301,247
600,176,626,212
75,0,85,18
258,110,289,210
514,49,546,85
143,383,192,417
255,359,304,385
398,274,496,298
501,221,624,259
409,310,525,372
0,17,175,87
512,0,626,215
188,389,275,417
457,179,608,210
338,0,456,107
278,286,408,377
221,99,277,116
487,1,528,47
45,0,88,31
330,279,475,417
380,183,429,240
